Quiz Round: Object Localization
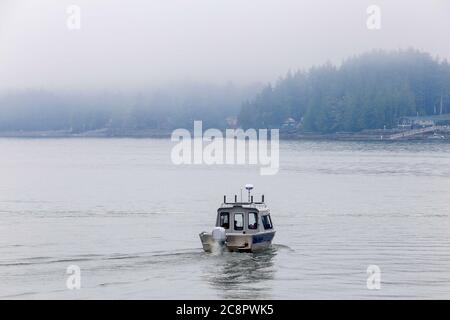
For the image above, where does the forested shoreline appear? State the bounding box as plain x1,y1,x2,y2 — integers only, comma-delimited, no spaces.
0,84,260,133
239,49,450,132
1,49,449,135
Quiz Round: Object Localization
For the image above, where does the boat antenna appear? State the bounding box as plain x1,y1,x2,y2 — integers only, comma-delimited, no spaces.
240,188,243,202
245,184,254,203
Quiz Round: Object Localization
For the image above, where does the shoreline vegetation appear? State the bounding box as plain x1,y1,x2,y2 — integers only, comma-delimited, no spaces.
1,49,449,140
238,49,450,134
0,127,448,141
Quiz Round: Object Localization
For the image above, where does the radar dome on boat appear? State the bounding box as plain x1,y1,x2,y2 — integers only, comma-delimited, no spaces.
245,184,254,202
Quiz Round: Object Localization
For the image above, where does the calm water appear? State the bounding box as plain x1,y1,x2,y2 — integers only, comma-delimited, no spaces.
0,138,450,299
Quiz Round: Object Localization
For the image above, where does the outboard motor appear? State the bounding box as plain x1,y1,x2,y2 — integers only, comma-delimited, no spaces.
210,227,226,254
212,227,226,245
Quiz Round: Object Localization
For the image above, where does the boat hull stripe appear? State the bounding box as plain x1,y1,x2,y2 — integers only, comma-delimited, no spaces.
252,231,275,244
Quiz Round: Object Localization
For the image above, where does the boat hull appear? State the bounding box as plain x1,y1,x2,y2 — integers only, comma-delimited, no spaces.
199,231,275,253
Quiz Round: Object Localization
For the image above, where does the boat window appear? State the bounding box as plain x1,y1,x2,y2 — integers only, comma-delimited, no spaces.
262,215,273,230
219,212,229,229
234,213,244,231
248,212,258,230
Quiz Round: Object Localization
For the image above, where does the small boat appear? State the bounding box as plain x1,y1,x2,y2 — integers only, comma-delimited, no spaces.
199,184,275,253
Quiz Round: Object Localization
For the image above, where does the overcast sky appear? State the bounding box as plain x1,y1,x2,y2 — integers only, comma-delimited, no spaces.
0,0,449,91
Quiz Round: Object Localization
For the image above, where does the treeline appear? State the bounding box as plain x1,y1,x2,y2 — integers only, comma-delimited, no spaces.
239,49,450,132
2,49,450,134
0,83,260,132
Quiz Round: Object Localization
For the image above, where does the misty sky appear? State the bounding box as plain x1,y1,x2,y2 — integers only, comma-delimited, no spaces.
0,0,449,91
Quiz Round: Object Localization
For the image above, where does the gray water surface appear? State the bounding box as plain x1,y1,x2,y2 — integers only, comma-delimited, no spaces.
0,138,449,299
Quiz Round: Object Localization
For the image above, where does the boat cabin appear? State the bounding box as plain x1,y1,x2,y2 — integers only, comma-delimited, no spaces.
216,199,274,235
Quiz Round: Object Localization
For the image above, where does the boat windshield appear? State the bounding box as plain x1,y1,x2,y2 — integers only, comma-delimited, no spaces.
248,212,258,229
234,213,244,231
219,212,229,229
262,214,273,230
